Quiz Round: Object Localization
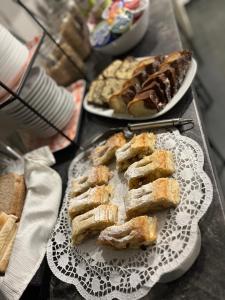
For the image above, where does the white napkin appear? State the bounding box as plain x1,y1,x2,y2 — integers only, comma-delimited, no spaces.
0,146,62,300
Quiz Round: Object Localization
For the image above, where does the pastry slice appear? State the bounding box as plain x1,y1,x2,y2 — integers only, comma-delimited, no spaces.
125,178,180,219
132,55,163,77
69,185,112,219
101,78,126,104
116,132,156,172
109,74,143,114
72,204,118,245
87,79,107,107
91,132,126,166
125,150,175,189
115,57,139,80
98,216,157,249
70,165,111,197
102,60,122,78
0,212,18,274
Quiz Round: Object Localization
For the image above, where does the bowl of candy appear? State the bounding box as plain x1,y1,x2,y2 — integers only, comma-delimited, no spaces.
90,0,150,55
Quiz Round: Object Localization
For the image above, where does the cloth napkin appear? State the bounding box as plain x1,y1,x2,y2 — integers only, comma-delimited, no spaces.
0,147,62,300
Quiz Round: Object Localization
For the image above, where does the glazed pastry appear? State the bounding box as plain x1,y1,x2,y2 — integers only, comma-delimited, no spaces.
132,55,162,78
103,60,122,78
125,150,175,189
91,132,126,166
109,56,163,113
115,57,139,80
72,204,118,244
0,173,26,220
0,212,18,274
116,133,156,172
69,185,112,219
70,165,111,197
125,178,180,219
98,216,157,249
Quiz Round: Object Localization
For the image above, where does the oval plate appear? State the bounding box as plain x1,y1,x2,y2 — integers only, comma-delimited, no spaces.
83,58,197,120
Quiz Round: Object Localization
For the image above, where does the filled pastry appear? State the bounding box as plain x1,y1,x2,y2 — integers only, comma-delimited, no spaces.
125,150,175,189
69,185,112,219
91,132,126,166
70,165,111,197
125,178,180,219
0,212,18,274
98,216,157,249
116,132,156,172
72,204,118,245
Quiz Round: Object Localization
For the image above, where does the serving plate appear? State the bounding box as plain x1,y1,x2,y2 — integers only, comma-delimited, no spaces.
83,58,197,120
47,128,212,300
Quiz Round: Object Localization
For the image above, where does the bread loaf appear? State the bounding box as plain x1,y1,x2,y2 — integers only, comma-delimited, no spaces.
0,173,26,219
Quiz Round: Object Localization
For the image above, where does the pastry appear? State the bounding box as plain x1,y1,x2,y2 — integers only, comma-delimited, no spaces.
116,133,156,172
125,150,175,189
101,78,126,104
125,178,180,219
98,215,157,249
72,204,118,244
103,60,122,78
0,212,18,274
87,79,107,106
70,165,111,197
69,185,112,219
91,132,126,166
0,173,26,220
132,55,162,78
115,57,139,80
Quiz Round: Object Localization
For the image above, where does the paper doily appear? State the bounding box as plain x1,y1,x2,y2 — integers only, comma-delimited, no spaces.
47,129,213,300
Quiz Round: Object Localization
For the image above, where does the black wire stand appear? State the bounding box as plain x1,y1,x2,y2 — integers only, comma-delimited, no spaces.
0,0,91,147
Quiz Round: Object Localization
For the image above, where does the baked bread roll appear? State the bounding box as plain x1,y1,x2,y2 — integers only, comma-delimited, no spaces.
91,132,126,166
98,216,157,249
125,178,180,219
124,150,175,189
0,212,18,274
70,166,111,197
0,173,26,219
72,204,118,245
116,133,156,172
69,185,112,219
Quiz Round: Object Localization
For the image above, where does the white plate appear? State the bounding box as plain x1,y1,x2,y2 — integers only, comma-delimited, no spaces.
83,58,197,121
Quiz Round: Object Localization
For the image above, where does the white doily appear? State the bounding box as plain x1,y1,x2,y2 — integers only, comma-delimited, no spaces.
47,129,213,300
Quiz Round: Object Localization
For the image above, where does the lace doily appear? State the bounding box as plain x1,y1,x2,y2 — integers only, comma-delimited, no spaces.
47,129,213,300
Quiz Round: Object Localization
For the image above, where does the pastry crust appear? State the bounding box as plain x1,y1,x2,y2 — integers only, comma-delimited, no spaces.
98,216,157,249
69,185,112,219
70,166,111,197
72,204,118,245
91,132,126,166
116,133,156,171
0,173,26,220
0,212,18,274
125,178,180,219
125,150,175,189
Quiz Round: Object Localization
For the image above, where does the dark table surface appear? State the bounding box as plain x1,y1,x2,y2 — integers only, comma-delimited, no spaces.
26,0,225,299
